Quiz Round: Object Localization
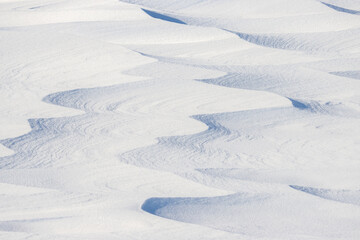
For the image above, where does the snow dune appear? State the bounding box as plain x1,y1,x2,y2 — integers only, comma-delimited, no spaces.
1,0,360,239
141,192,360,238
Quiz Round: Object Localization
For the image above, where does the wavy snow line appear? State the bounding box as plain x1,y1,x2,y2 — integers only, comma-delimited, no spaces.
321,2,360,15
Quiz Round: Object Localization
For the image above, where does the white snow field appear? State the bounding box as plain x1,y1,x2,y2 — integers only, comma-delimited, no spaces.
1,0,360,239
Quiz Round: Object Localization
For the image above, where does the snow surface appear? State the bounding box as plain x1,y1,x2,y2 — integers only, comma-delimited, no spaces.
0,0,360,239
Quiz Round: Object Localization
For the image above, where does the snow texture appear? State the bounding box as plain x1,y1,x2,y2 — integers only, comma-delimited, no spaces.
0,0,359,239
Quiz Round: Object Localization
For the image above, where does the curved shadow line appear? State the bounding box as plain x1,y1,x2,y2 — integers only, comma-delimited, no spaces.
321,2,360,15
142,8,187,25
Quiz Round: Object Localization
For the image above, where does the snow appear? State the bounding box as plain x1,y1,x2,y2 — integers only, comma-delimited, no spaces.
0,0,359,239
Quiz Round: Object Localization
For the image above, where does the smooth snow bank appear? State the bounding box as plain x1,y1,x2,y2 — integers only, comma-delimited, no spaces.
120,0,360,33
142,191,360,238
0,1,147,27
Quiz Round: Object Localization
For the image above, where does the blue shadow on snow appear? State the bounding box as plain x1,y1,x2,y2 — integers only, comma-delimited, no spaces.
142,8,186,24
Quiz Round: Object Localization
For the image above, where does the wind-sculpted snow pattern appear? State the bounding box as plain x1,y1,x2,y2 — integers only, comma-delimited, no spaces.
1,0,360,239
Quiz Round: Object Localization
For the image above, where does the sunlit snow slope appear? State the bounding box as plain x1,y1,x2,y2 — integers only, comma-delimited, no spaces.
1,0,360,239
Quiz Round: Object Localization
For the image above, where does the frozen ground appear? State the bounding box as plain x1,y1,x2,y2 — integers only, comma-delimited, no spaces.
0,0,360,239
